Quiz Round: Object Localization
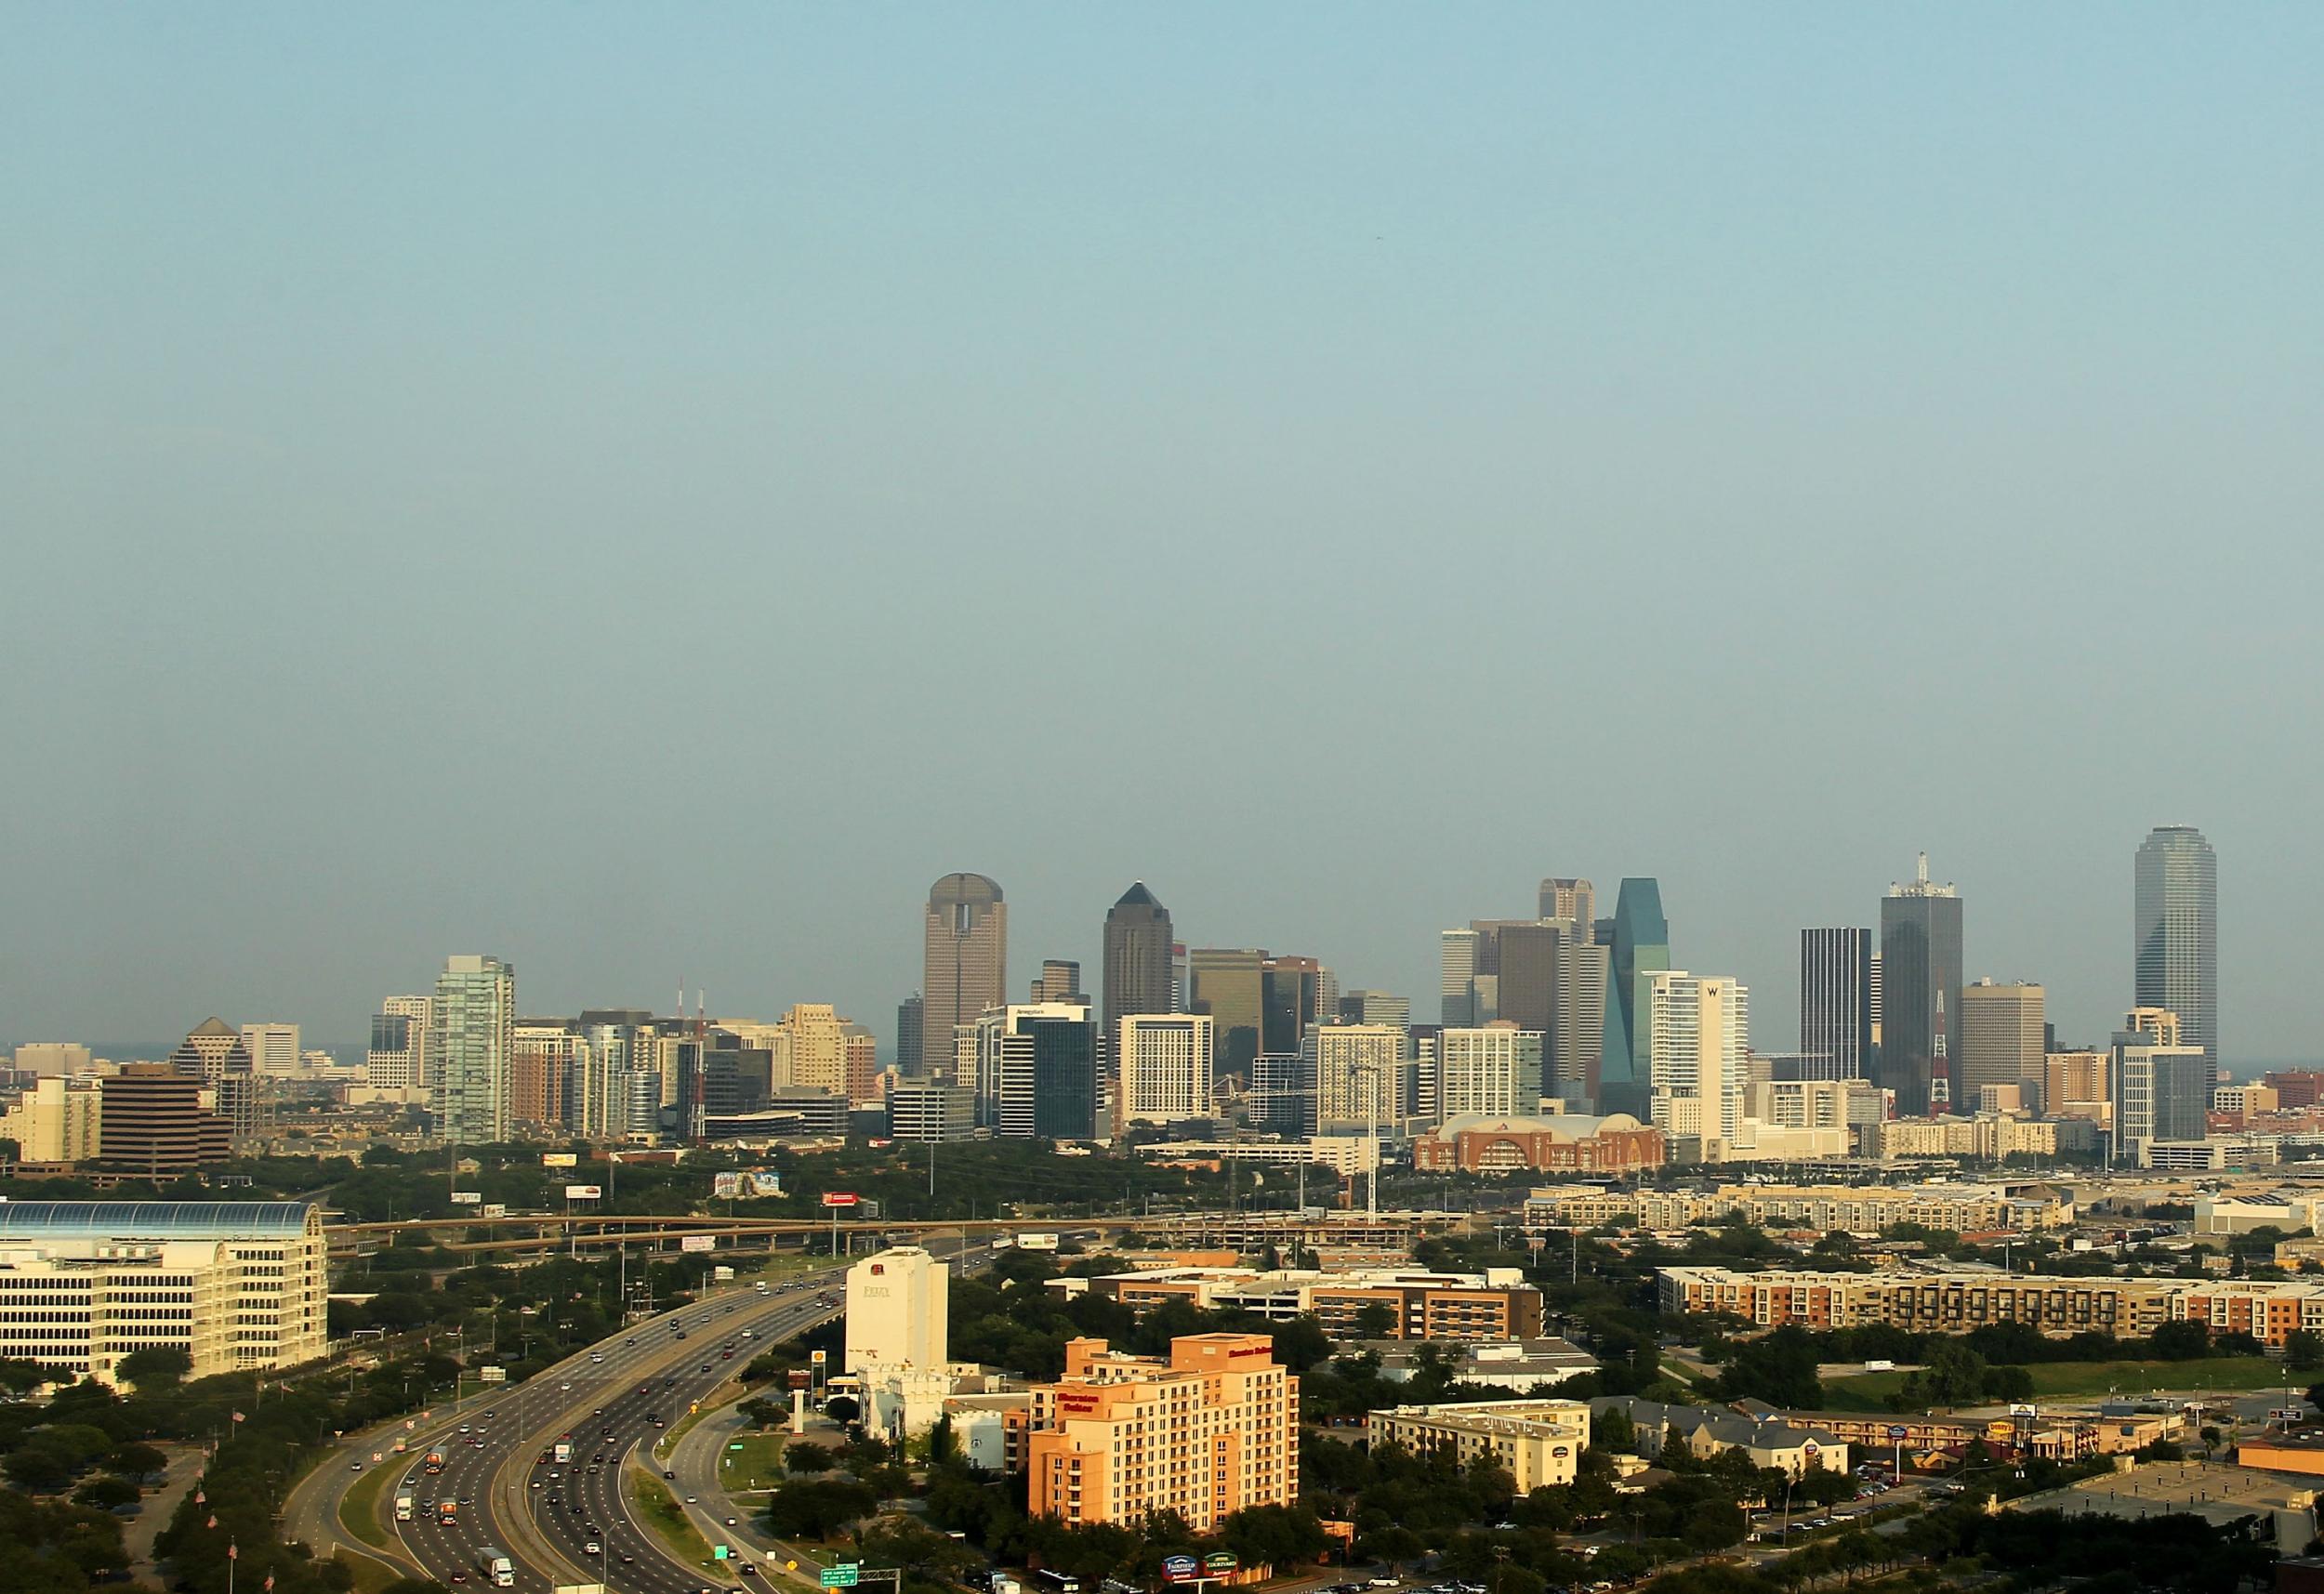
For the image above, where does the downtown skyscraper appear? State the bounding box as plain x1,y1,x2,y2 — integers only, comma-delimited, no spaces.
2135,825,2218,1077
1102,882,1174,1067
921,873,1007,1076
1798,928,1874,1079
1878,854,1961,1116
1597,878,1670,1118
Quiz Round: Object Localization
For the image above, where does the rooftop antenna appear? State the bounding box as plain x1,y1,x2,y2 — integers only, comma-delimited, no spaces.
1916,850,1930,886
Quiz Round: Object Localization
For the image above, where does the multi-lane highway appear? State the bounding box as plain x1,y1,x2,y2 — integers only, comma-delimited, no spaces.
288,1265,852,1594
289,1235,992,1594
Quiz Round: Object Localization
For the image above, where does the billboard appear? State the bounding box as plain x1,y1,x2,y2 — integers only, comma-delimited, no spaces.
482,1204,508,1219
680,1234,716,1254
480,1366,507,1384
450,1192,482,1205
564,1184,602,1201
820,1192,860,1208
1161,1559,1199,1584
541,1153,580,1168
715,1170,783,1199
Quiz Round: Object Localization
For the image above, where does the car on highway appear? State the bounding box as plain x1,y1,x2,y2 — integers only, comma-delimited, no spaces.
350,1462,363,1472
620,1553,636,1565
665,1469,677,1480
739,1565,758,1577
449,1576,466,1587
685,1495,698,1504
585,1544,601,1557
725,1517,737,1526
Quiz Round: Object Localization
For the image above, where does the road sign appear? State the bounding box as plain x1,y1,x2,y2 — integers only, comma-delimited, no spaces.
821,1192,860,1208
730,1443,745,1452
714,1548,729,1561
1162,1557,1199,1583
821,1566,860,1587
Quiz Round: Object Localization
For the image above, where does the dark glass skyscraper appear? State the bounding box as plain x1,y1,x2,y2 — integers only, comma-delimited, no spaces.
1878,854,1962,1116
1799,928,1874,1078
2135,825,2218,1076
1103,882,1175,1066
1597,878,1670,1118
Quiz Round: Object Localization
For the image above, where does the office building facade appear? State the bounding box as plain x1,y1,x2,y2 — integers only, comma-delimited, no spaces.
1644,973,1748,1157
1958,981,2044,1108
2134,825,2218,1076
1878,854,1962,1116
1440,929,1483,1028
0,1201,328,1386
974,1003,1100,1140
1799,929,1873,1078
922,874,1008,1078
1189,949,1266,1090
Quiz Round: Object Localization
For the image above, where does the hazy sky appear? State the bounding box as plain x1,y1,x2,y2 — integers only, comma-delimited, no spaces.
6,7,2320,1062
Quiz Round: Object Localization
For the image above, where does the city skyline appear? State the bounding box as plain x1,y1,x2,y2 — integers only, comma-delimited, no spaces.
7,835,2276,1074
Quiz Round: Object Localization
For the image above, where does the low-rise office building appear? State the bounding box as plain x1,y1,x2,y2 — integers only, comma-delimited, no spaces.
1023,1334,1297,1532
0,1200,329,1384
1368,1399,1591,1489
1051,1265,1542,1342
0,1076,103,1164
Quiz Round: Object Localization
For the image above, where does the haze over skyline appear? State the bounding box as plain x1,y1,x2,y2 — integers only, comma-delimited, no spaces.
6,8,2318,1060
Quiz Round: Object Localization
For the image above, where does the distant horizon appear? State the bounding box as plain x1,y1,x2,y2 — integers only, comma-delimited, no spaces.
7,10,2317,1061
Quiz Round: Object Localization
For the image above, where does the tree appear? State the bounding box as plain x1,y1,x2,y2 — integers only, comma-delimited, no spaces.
767,1476,878,1539
1219,1503,1330,1570
854,1515,984,1583
2288,1330,2324,1372
1594,1406,1638,1455
114,1346,192,1390
108,1443,167,1481
1353,1302,1397,1340
786,1443,837,1474
1714,1326,1823,1408
2149,1320,2211,1361
73,1476,139,1509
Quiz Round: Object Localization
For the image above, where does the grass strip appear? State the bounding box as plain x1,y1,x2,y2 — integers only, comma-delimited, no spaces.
337,1464,397,1550
630,1460,717,1567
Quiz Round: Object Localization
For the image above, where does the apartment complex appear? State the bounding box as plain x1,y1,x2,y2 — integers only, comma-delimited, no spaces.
1525,1181,2073,1234
1052,1266,1542,1342
0,1201,329,1384
1023,1334,1297,1532
1368,1398,1591,1490
1658,1265,2324,1349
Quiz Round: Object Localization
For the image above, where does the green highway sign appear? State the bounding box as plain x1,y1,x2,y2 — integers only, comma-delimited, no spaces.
821,1567,861,1587
730,1443,746,1451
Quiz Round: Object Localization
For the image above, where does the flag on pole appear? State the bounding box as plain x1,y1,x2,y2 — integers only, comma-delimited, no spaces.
265,1577,275,1591
207,1516,218,1530
231,1411,245,1423
229,1544,238,1562
195,1491,206,1506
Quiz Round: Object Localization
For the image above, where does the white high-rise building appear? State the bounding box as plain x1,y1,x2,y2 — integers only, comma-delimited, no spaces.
239,1023,302,1077
1438,1025,1543,1119
1118,1014,1214,1126
1308,1023,1404,1130
1646,973,1749,1159
433,955,514,1146
845,1245,949,1373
